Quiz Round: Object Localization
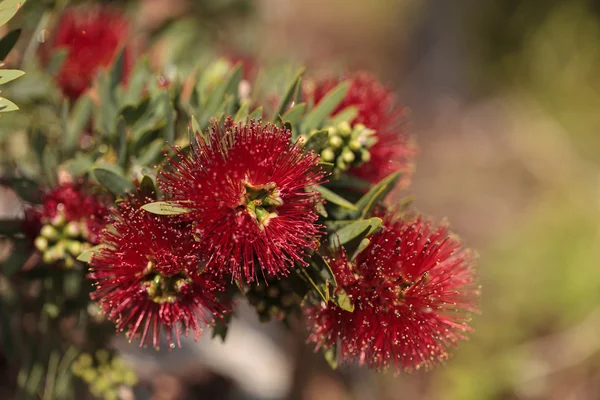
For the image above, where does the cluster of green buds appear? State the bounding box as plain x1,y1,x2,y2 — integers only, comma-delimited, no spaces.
241,181,282,231
34,211,92,267
317,122,376,178
72,350,137,400
246,277,301,323
141,260,192,304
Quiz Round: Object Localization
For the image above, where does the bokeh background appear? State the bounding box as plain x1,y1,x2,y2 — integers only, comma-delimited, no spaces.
3,0,600,399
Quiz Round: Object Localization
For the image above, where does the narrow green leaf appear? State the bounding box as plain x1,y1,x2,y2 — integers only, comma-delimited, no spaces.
327,106,358,126
139,174,156,199
312,252,336,287
281,103,306,127
298,267,328,302
92,166,133,195
76,244,105,263
121,96,150,124
333,288,354,312
233,102,249,122
64,95,92,153
0,96,18,112
65,153,94,176
0,0,27,27
136,139,163,167
141,201,193,215
163,93,175,144
355,171,403,218
334,217,382,245
304,129,329,153
108,46,126,89
275,68,305,119
312,185,357,210
42,148,57,187
301,82,349,132
248,106,263,120
323,347,338,370
0,28,20,60
10,177,41,203
116,117,127,167
45,48,67,75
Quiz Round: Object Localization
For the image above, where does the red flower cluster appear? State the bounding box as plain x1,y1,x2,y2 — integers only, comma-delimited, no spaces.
41,182,108,244
160,119,325,283
307,73,415,184
47,6,131,100
305,211,479,372
89,196,227,348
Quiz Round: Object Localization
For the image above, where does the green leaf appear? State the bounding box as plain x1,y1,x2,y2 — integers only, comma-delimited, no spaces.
121,97,150,124
0,28,20,60
10,177,41,203
233,102,249,122
139,174,156,199
76,244,105,263
108,46,126,89
136,139,163,166
304,130,329,153
327,106,358,126
354,171,403,218
301,82,349,132
116,117,127,167
248,106,263,120
281,102,306,127
45,48,67,76
65,153,94,177
275,68,305,119
334,217,382,245
312,185,357,210
162,93,175,144
141,201,193,215
92,166,133,195
333,288,354,312
0,0,26,28
64,95,92,153
198,64,242,128
0,96,18,112
312,252,336,287
42,148,58,187
298,267,328,302
323,347,338,370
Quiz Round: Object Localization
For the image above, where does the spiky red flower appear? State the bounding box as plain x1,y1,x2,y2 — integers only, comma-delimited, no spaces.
305,211,479,372
41,182,108,244
160,119,325,283
89,196,227,348
307,72,415,184
46,6,131,100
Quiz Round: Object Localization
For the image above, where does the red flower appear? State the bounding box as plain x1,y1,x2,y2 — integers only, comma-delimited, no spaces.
307,73,415,184
47,6,131,100
160,119,325,283
89,197,227,348
41,182,108,244
305,212,479,372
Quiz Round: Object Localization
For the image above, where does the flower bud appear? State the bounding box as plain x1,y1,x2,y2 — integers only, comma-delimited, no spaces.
64,221,81,238
348,139,362,151
338,121,352,136
321,148,336,162
34,236,48,252
41,224,59,241
51,212,66,228
66,240,83,256
329,135,343,148
341,148,356,164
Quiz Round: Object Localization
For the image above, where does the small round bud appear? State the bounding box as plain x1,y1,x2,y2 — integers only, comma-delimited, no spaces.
336,158,348,171
329,135,343,148
41,225,59,240
64,221,81,238
67,240,83,256
341,149,356,164
361,149,371,163
43,249,56,264
34,236,48,252
354,123,366,132
321,148,336,162
338,121,352,136
64,256,75,268
327,126,338,136
51,212,66,227
348,139,362,151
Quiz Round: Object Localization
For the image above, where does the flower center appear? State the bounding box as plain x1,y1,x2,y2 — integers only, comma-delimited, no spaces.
141,261,191,304
238,181,283,231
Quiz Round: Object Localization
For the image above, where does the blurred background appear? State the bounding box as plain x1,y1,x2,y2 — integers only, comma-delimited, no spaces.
4,0,600,399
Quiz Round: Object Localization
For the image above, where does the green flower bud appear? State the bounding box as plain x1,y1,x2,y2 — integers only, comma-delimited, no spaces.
354,123,366,132
67,240,83,256
341,149,356,164
34,236,48,252
321,148,336,162
338,121,352,136
41,224,59,241
64,221,81,238
361,149,371,163
64,256,75,269
336,158,347,171
51,212,66,228
43,249,56,264
329,135,343,148
348,139,362,151
327,126,338,136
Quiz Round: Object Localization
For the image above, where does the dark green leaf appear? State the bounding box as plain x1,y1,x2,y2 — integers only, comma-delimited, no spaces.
301,82,349,132
355,171,403,218
121,97,150,124
248,106,263,120
116,117,128,167
140,175,156,199
64,95,92,154
281,103,306,127
275,68,305,119
141,201,192,215
312,185,356,210
42,148,58,187
136,139,163,167
327,106,358,126
334,218,382,245
312,252,336,287
0,28,20,60
108,46,126,89
10,177,41,203
304,130,329,153
92,166,133,195
162,93,175,144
